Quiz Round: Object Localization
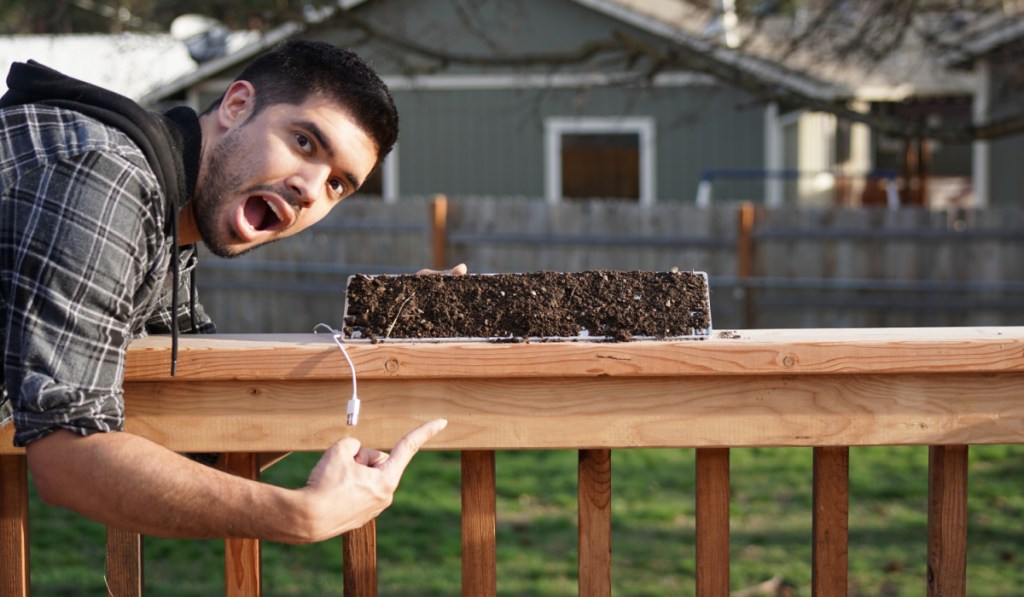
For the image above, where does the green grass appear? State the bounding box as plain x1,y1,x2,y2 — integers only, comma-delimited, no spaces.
26,445,1024,595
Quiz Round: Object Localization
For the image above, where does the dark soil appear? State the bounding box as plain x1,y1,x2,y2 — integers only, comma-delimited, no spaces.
343,270,711,342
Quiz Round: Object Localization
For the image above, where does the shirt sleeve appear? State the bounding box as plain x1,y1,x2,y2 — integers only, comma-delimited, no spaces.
2,147,165,447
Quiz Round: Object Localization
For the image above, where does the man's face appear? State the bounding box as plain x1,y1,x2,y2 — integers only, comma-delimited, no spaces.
193,93,378,258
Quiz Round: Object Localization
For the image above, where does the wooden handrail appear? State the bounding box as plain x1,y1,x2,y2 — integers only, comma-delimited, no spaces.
2,327,1023,595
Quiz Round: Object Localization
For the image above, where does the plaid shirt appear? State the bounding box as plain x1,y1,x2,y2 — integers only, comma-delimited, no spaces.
0,104,214,447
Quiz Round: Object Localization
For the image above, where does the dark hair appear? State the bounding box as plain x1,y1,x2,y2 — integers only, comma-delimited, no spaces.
211,40,398,161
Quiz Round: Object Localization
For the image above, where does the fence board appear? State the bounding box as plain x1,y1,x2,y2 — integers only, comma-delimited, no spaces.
193,199,1024,333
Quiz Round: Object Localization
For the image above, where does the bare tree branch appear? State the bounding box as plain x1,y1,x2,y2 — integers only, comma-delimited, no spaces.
317,5,1020,143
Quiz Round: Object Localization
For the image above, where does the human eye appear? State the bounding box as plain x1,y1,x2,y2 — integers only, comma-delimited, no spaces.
328,177,346,198
295,133,313,153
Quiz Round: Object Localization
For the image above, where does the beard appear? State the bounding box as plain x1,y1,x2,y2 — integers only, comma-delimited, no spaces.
190,128,255,259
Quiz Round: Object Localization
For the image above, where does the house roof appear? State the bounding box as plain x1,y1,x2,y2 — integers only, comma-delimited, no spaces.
140,0,977,106
584,0,975,100
939,14,1024,67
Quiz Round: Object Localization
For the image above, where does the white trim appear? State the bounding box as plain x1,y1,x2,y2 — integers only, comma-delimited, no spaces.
544,116,656,205
972,59,991,208
763,102,783,208
383,71,714,91
381,146,400,203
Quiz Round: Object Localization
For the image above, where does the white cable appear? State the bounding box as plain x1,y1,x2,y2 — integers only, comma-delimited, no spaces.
314,323,360,426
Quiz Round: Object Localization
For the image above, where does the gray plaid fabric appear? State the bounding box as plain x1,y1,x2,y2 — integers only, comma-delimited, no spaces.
0,105,214,447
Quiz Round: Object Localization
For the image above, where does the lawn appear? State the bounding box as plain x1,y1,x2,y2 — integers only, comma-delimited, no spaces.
26,444,1024,595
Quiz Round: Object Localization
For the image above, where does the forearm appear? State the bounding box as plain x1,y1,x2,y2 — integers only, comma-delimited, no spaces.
27,430,312,544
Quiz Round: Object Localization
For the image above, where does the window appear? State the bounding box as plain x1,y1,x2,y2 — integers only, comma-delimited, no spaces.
545,117,655,204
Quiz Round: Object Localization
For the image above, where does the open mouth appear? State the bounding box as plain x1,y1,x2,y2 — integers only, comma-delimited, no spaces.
243,195,288,232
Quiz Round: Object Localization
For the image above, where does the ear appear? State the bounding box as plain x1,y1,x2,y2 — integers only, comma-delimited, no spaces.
217,80,256,129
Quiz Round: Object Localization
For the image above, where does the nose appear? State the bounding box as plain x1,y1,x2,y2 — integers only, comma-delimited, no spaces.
285,165,330,207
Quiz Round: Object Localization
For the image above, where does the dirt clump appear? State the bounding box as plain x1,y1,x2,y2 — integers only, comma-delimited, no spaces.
343,270,711,342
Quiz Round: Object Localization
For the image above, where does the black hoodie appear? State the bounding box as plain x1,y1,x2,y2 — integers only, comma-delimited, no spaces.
1,60,203,374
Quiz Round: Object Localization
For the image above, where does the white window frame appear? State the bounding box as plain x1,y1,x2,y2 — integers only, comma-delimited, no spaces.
380,146,400,203
544,117,656,205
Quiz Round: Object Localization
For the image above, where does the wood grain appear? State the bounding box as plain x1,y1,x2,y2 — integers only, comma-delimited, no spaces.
461,451,496,597
223,453,261,597
0,455,29,597
696,448,730,596
105,526,143,597
813,447,849,596
344,520,377,597
928,445,968,597
120,327,1024,381
2,371,1005,454
578,449,612,597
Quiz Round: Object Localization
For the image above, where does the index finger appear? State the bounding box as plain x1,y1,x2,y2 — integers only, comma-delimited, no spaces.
415,263,467,276
377,418,448,477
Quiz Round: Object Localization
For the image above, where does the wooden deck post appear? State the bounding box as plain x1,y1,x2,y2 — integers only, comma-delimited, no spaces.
812,446,849,596
927,445,968,597
106,526,143,597
344,520,378,597
223,453,261,597
696,448,730,596
0,454,30,597
461,450,496,597
578,449,612,597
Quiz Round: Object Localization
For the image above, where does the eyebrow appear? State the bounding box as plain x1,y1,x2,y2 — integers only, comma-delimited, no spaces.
300,120,361,190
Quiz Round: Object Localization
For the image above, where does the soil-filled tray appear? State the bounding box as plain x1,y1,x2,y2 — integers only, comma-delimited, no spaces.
342,270,711,343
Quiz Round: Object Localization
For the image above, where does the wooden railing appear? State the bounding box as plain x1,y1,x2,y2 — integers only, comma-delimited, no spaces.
3,327,1024,595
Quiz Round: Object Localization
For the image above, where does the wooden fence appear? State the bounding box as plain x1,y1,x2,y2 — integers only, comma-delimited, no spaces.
194,196,1024,334
3,328,1023,595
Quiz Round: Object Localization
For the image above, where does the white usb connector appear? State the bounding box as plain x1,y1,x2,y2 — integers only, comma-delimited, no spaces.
315,323,360,426
346,395,361,426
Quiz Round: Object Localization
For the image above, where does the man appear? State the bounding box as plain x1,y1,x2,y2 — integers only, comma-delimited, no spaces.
0,40,447,543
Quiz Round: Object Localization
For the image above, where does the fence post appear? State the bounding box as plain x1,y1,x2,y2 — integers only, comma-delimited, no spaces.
431,194,449,270
736,202,756,328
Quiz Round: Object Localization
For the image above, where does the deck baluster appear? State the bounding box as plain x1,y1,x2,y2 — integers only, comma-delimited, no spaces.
812,446,849,596
578,449,612,597
461,450,496,597
696,448,730,596
928,445,968,597
224,453,262,596
0,454,29,597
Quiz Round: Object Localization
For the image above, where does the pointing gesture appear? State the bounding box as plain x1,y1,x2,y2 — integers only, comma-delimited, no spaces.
297,418,448,542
